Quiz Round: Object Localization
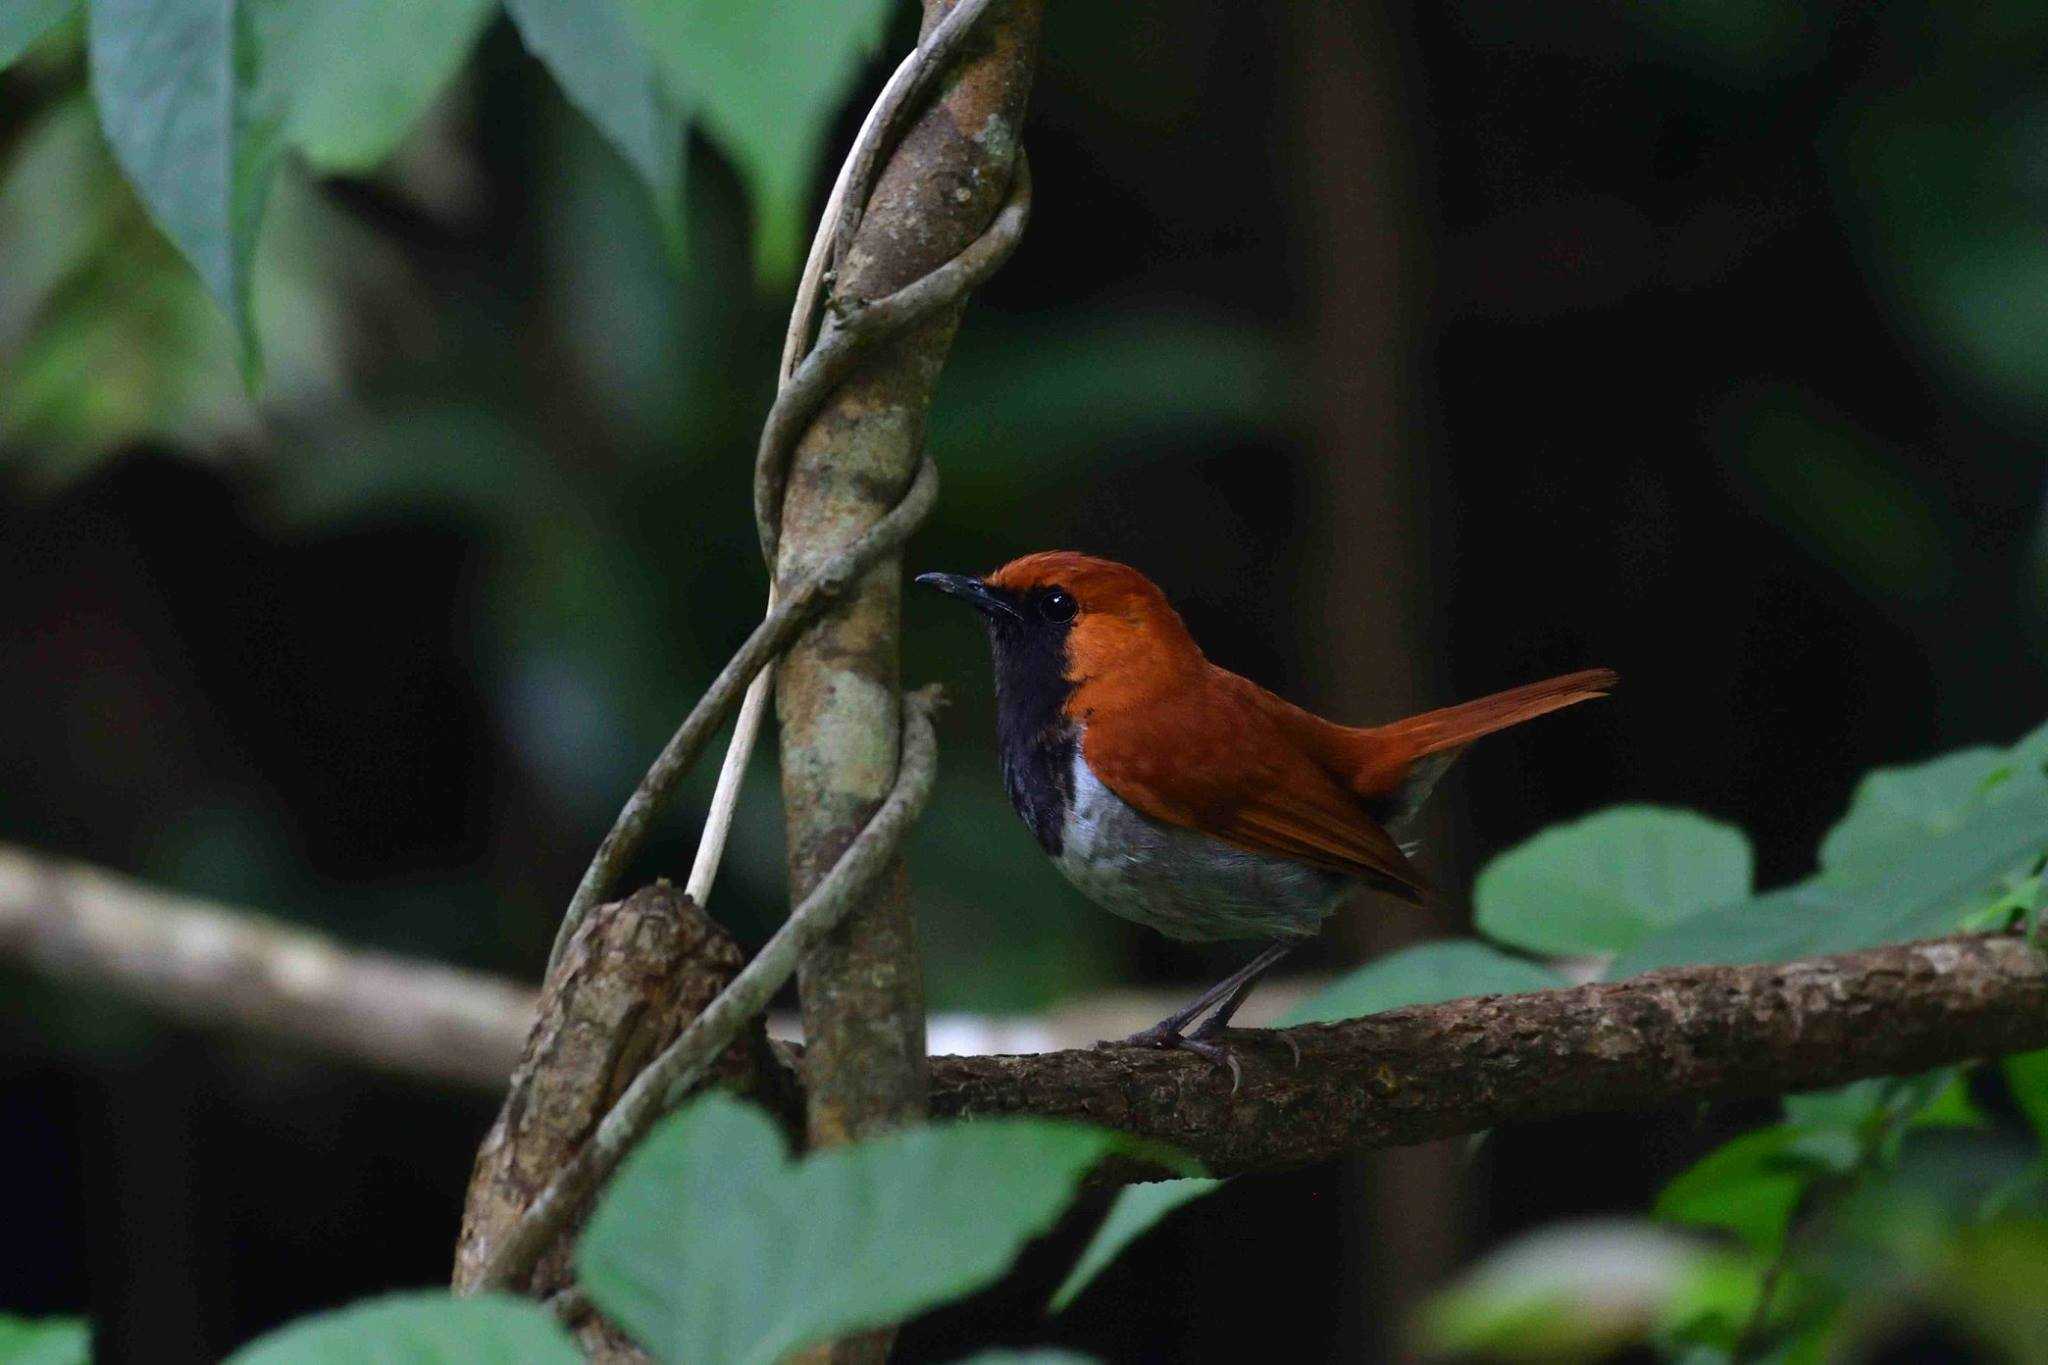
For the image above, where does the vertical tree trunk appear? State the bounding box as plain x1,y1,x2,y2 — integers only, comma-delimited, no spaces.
778,0,1042,1148
1290,2,1461,1359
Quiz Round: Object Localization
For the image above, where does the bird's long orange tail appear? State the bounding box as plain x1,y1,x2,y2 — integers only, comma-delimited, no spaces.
1346,667,1619,799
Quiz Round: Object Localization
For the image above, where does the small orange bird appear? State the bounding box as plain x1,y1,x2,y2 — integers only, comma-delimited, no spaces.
918,551,1616,1069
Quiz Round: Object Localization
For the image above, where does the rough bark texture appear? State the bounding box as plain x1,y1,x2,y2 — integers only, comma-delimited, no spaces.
775,0,1045,1162
928,935,2048,1176
452,883,795,1329
0,844,533,1089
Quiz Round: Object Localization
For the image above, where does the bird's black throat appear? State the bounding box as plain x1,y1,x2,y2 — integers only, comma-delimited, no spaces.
983,604,1079,858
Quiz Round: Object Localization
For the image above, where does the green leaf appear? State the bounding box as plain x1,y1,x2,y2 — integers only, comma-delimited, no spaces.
0,0,74,70
285,0,497,174
1656,1127,1812,1256
1615,779,2048,976
85,0,320,371
226,1292,580,1364
1277,939,1560,1028
625,0,898,282
1819,746,2010,876
577,1094,1137,1365
1049,1177,1222,1312
1475,806,1753,956
1415,1221,1754,1361
509,0,688,254
2004,1048,2048,1148
0,1316,90,1365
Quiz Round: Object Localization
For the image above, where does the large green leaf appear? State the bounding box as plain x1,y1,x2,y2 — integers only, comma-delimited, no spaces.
226,1292,579,1364
578,1094,1143,1365
0,0,73,70
85,0,319,369
1614,778,2048,976
0,1316,90,1365
1049,1177,1222,1312
1614,722,2048,977
285,0,497,174
1819,746,2011,876
508,0,687,254
624,0,898,281
1277,939,1560,1028
1474,806,1753,956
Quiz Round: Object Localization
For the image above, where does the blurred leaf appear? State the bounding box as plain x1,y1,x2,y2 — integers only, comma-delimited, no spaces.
930,313,1294,502
1937,1221,2048,1363
1277,939,1560,1028
0,1316,89,1365
286,0,496,175
1835,78,2048,423
1820,746,2011,876
85,0,320,370
2004,1048,2048,1149
1616,0,1819,81
1474,805,1752,956
624,0,897,282
953,1355,1098,1364
509,0,688,255
0,0,72,70
1415,1221,1752,1362
226,1291,579,1363
1913,1073,1991,1133
578,1094,1147,1365
1719,385,1954,603
0,137,367,474
1049,1177,1221,1312
0,95,111,344
1657,1127,1811,1257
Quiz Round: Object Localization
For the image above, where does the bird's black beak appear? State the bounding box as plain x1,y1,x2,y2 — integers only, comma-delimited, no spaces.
914,572,1023,622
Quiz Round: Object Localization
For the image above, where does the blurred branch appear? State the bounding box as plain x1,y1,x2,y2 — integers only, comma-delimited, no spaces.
929,934,2048,1178
0,844,532,1089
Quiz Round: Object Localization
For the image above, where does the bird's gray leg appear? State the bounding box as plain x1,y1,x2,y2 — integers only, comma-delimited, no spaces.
1117,942,1296,1084
1188,942,1295,1040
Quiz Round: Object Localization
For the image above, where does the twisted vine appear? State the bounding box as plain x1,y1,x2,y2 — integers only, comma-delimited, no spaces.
478,0,1030,1293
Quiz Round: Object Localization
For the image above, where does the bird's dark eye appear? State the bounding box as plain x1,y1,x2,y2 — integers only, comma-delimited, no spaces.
1040,588,1077,623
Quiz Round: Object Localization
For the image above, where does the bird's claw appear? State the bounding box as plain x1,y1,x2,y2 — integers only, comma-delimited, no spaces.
1119,1023,1245,1094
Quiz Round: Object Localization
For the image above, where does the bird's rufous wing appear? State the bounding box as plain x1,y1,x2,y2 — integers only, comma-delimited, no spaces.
1077,672,1430,904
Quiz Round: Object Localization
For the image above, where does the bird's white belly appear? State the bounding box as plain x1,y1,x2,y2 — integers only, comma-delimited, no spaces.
1054,755,1353,942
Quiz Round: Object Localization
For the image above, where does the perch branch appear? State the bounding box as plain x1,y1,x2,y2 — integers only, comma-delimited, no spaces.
6,845,2045,1183
926,933,2048,1177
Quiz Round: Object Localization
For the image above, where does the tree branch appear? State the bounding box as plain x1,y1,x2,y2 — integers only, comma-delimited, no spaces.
10,842,2044,1188
927,934,2048,1177
0,844,532,1090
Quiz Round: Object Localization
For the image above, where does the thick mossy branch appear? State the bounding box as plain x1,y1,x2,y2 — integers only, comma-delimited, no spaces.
927,934,2048,1177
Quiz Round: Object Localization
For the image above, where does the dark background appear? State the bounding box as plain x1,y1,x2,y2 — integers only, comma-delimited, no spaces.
4,1,2046,1360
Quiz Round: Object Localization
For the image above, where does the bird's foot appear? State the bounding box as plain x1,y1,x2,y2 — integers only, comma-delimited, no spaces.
1116,1022,1245,1093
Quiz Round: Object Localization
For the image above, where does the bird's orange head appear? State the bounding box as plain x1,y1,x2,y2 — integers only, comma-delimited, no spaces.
917,551,1201,697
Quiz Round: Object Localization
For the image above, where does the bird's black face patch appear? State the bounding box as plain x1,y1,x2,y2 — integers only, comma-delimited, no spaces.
916,573,1080,855
981,584,1080,856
